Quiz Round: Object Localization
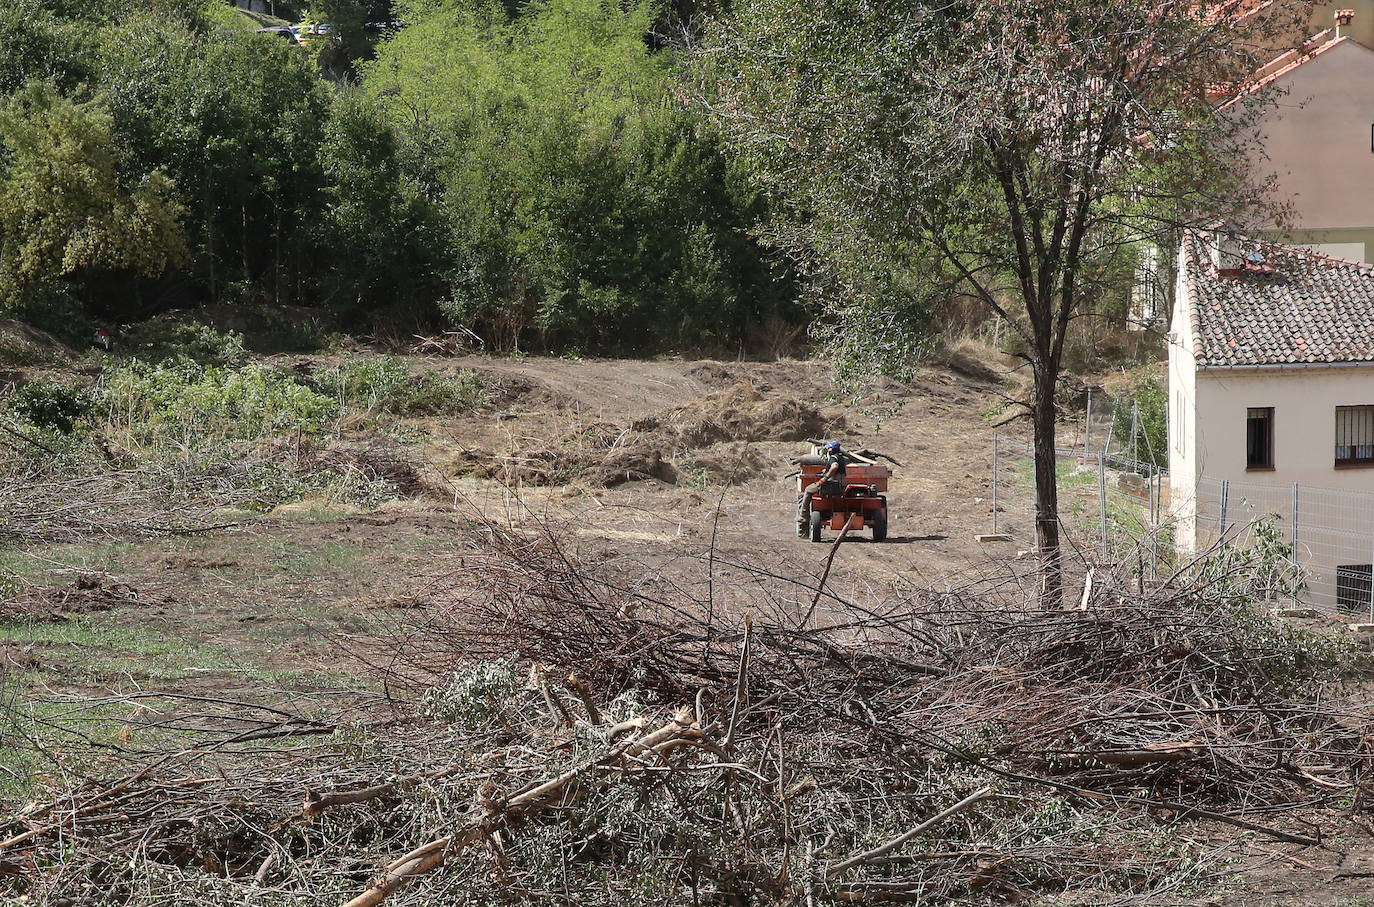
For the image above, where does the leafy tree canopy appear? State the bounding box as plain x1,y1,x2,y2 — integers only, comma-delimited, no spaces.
365,0,794,352
0,82,186,312
706,0,1298,600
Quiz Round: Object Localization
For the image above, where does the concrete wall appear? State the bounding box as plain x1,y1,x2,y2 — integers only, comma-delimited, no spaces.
1249,3,1374,55
1248,39,1374,259
1167,253,1200,550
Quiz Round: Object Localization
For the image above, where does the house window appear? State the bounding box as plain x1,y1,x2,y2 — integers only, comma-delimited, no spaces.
1335,406,1374,466
1246,407,1274,469
1337,564,1372,612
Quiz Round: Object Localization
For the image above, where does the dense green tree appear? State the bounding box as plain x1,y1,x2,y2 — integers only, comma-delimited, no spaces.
0,82,185,316
99,15,330,306
367,0,793,352
0,3,97,94
707,0,1297,602
315,90,450,321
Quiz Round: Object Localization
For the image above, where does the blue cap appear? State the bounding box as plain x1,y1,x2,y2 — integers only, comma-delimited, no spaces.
824,440,841,452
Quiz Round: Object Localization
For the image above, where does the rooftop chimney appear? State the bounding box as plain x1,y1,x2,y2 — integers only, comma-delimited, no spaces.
1336,8,1355,39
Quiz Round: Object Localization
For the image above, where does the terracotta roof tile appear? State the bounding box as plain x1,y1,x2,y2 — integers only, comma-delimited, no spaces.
1181,232,1374,367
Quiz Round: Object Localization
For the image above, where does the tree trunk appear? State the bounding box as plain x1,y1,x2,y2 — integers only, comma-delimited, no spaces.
1032,359,1063,607
205,183,216,304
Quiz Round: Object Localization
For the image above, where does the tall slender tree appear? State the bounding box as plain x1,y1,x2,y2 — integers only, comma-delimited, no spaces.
706,0,1301,602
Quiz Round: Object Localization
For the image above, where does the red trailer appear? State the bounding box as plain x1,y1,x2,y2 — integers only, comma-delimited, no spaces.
797,453,891,543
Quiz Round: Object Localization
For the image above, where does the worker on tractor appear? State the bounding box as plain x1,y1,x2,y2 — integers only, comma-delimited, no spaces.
796,440,847,537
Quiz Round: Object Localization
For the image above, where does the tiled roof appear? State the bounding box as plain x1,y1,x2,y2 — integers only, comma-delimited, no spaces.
1212,30,1371,106
1181,232,1374,367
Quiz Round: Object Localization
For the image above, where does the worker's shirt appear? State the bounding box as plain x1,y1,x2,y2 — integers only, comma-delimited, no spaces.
822,454,846,486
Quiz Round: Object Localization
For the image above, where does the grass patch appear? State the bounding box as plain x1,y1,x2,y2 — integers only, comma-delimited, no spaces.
323,355,488,417
0,618,240,682
0,541,143,582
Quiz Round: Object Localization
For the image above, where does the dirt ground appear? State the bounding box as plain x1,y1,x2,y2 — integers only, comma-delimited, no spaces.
3,352,1371,904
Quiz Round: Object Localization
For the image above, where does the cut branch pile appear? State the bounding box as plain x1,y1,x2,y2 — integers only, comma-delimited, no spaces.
2,516,1369,905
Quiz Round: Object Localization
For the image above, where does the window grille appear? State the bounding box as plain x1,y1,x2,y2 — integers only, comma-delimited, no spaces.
1335,405,1374,465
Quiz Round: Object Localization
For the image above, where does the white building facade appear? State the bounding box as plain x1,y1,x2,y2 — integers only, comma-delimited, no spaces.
1169,232,1374,610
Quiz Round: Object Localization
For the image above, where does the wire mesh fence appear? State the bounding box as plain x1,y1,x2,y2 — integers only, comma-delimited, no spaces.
1190,476,1374,618
988,427,1374,618
988,433,1168,579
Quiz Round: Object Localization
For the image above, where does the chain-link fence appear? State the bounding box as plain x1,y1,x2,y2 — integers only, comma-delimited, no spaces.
988,425,1374,618
987,433,1168,576
1188,477,1374,618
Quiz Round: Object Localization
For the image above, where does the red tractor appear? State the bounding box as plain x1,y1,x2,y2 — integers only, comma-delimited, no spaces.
796,447,894,543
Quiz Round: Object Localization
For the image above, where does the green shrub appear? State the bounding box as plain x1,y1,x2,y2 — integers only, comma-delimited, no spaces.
6,378,92,433
99,360,337,445
1192,518,1352,695
326,356,486,416
120,321,249,366
1111,370,1167,468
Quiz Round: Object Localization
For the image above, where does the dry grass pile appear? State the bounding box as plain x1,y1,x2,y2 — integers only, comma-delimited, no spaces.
462,380,837,489
642,380,840,447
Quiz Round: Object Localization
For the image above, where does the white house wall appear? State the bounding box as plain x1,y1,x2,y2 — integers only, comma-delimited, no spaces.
1247,39,1374,261
1167,259,1200,551
1185,365,1374,609
1191,367,1374,489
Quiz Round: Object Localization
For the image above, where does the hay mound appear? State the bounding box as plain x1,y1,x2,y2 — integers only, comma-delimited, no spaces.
319,443,443,499
686,362,736,388
663,381,838,448
0,318,73,366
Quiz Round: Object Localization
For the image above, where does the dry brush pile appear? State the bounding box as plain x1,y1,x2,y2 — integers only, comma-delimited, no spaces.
2,518,1371,905
455,380,841,489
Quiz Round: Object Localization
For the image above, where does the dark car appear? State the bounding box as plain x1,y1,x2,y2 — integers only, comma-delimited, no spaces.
256,26,298,43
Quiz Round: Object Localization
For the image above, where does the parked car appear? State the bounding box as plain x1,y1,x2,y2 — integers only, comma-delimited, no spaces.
256,26,298,43
294,23,337,44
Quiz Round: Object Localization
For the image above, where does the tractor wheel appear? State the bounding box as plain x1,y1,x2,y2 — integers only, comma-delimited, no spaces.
809,510,824,542
872,508,888,542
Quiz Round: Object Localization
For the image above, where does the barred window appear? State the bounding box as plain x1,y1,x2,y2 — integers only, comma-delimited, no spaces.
1246,407,1273,469
1337,564,1372,612
1335,405,1374,466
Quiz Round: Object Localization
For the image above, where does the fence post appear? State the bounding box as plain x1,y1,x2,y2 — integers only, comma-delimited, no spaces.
1368,529,1373,622
1084,389,1092,462
1286,480,1297,560
1131,399,1140,470
992,432,1000,535
1147,466,1156,528
1218,479,1230,539
1291,482,1300,595
1099,458,1109,559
